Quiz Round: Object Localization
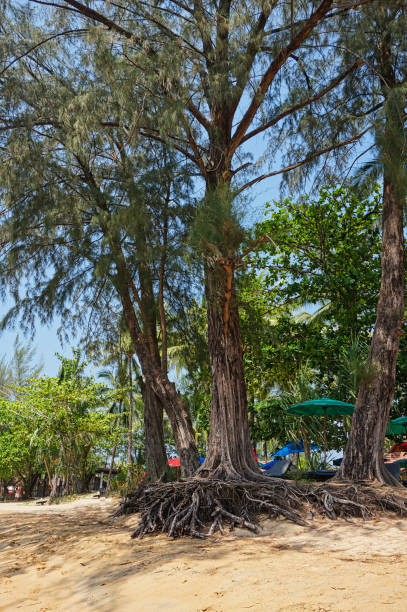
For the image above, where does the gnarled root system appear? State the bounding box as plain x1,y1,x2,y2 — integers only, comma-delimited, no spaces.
114,479,407,539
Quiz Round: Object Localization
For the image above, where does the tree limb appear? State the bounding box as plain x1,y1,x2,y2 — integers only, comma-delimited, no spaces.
240,59,364,145
236,126,371,194
229,0,335,160
0,29,88,77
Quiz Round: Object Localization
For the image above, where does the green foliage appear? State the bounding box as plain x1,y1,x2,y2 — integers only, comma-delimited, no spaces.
237,184,384,452
0,352,118,493
0,11,194,343
189,185,245,259
238,184,381,403
254,184,382,334
336,336,378,402
0,397,42,485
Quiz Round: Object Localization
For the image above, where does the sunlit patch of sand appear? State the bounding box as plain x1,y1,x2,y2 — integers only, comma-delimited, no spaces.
1,495,407,611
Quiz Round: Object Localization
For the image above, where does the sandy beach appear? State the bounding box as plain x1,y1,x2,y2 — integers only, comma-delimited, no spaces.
1,495,407,611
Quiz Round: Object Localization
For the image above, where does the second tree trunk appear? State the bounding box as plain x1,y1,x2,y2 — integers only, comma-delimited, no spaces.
338,179,405,484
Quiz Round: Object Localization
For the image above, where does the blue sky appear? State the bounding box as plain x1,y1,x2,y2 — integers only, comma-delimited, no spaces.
0,313,80,375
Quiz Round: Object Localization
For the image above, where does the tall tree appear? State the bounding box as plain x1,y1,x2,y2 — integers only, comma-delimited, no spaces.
336,3,407,483
14,0,372,480
0,13,199,477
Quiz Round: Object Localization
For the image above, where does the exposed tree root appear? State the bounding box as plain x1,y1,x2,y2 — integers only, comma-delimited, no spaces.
114,479,407,539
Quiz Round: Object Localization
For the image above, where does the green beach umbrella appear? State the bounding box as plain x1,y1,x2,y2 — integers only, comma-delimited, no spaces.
286,398,354,464
386,416,407,436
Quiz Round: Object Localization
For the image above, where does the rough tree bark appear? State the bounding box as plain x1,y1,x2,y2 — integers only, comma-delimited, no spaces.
197,257,260,480
337,18,406,485
126,353,134,486
337,179,405,484
111,232,200,478
141,380,168,481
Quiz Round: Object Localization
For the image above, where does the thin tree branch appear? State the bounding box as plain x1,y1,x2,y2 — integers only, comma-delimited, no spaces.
138,129,200,166
229,0,336,159
263,0,372,37
240,59,363,145
237,126,371,194
0,29,88,77
180,113,208,178
28,0,134,37
236,233,273,265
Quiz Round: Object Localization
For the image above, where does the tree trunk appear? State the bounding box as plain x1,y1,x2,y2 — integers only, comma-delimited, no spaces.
78,444,92,493
126,355,134,486
135,359,200,480
337,179,405,484
105,441,118,496
301,426,311,465
141,379,169,481
77,473,93,493
49,474,59,501
197,260,260,480
117,269,200,478
23,472,39,499
152,374,200,477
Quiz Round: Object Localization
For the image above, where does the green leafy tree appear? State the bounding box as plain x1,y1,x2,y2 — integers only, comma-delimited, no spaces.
254,184,382,335
0,12,199,478
335,3,407,484
12,353,113,496
240,183,381,394
0,398,43,496
22,0,371,480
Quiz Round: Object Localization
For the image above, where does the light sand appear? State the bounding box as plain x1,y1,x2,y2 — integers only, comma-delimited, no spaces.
1,495,407,611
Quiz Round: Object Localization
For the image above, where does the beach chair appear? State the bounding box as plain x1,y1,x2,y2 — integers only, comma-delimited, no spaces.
385,461,401,481
263,459,292,478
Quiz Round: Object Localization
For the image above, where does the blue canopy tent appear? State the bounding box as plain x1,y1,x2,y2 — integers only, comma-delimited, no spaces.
259,440,319,470
272,440,319,457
